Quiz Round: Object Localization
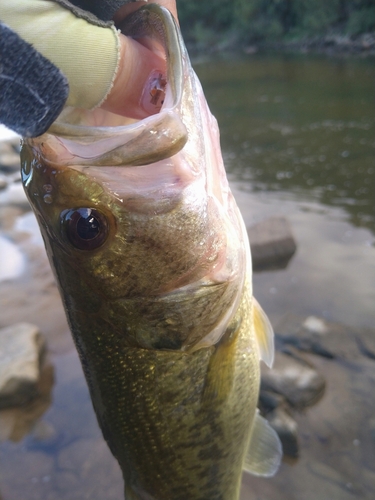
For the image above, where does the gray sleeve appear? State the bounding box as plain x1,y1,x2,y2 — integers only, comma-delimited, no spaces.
0,22,69,137
0,1,134,137
63,0,135,22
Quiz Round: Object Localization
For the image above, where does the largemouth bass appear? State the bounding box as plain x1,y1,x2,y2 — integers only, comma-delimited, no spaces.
20,5,282,499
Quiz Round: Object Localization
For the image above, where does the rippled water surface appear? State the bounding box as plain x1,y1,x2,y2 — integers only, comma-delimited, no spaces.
0,54,374,499
195,53,375,330
197,53,375,234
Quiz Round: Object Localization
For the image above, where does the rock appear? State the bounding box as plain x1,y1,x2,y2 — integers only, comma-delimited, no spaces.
30,419,58,444
0,235,26,282
14,211,45,248
0,173,7,190
261,351,326,408
0,205,23,230
259,390,300,457
0,323,46,408
302,316,328,335
0,363,54,442
0,181,29,207
259,390,286,413
0,139,20,172
247,216,297,271
275,313,375,361
0,153,20,171
267,407,299,458
353,328,375,361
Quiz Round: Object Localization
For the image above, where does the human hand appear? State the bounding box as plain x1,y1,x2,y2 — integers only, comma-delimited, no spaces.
0,0,178,136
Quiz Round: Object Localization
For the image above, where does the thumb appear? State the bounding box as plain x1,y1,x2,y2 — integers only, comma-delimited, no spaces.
100,33,167,119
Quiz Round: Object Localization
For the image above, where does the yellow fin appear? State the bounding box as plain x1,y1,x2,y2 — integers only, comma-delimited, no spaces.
244,411,282,477
202,320,240,406
253,298,274,368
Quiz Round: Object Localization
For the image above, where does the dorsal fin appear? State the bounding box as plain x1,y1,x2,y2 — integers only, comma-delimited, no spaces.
253,298,275,368
243,411,282,477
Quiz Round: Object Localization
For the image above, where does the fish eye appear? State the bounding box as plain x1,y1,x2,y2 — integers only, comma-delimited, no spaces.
61,208,109,250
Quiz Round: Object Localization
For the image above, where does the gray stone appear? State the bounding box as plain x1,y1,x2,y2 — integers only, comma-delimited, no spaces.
0,181,28,207
261,351,326,408
0,153,20,170
0,235,26,282
0,363,54,442
247,216,297,271
0,323,46,408
0,173,7,190
275,313,375,361
267,407,299,458
0,140,20,172
259,389,286,413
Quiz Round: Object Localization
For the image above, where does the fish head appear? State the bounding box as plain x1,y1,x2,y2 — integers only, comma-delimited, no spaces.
20,4,247,351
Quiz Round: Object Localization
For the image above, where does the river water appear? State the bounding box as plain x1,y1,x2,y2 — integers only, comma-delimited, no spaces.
0,53,374,499
195,53,375,331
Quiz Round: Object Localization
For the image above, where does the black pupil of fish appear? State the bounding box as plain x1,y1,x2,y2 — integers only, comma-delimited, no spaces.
62,208,108,250
77,214,100,240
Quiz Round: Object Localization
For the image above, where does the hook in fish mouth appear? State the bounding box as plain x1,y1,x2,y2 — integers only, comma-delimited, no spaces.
28,5,188,168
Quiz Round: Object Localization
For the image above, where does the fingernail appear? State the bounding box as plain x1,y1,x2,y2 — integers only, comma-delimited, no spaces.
140,70,167,115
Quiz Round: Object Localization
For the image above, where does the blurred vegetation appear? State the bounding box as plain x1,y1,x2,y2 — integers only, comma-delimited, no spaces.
176,0,375,49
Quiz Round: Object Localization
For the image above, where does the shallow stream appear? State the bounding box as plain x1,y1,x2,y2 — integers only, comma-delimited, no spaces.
0,53,374,499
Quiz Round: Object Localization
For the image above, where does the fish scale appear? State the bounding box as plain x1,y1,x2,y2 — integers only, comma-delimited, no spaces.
85,287,258,500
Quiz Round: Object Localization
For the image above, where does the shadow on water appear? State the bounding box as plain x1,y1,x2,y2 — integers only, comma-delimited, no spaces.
195,53,375,235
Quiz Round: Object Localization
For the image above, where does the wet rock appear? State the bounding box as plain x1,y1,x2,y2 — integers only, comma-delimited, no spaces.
0,363,54,442
267,407,299,458
0,205,23,230
0,323,46,408
0,173,7,190
259,390,286,413
0,181,28,207
247,216,297,271
31,419,58,443
261,351,326,408
302,316,328,335
276,313,375,362
353,329,375,361
0,140,20,172
14,211,44,248
0,234,26,282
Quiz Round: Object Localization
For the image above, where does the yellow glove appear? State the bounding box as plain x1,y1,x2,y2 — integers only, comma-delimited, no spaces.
2,0,120,110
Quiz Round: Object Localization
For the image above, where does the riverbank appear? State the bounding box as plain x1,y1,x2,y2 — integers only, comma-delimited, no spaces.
185,31,375,58
249,31,375,56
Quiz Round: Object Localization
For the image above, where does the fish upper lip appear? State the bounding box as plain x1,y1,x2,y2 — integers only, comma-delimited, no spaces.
34,5,188,169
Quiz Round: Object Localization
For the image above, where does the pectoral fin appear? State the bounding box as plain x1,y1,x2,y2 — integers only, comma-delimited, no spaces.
202,320,240,406
253,298,275,368
244,411,282,477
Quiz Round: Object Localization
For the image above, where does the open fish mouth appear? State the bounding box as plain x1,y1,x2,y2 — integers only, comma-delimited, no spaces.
33,5,188,168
